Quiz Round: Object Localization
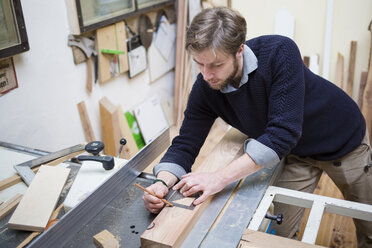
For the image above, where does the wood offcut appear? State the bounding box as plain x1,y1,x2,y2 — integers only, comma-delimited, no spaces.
8,166,70,231
99,96,138,159
93,229,119,248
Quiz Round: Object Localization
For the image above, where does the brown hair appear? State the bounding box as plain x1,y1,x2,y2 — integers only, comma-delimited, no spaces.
185,7,247,56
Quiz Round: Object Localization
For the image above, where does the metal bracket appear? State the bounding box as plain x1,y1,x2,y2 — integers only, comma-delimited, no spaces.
248,186,372,244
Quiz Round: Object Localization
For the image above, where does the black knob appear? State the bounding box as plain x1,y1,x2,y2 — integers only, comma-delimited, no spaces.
265,213,283,225
120,138,127,146
85,141,104,156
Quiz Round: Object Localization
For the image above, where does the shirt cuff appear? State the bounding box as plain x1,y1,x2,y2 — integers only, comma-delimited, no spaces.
153,162,187,180
244,138,280,169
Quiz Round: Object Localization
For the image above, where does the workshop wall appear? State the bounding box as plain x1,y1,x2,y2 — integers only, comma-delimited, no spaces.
0,0,175,151
234,0,372,100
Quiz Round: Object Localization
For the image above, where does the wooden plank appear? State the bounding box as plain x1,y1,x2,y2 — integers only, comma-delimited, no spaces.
86,57,93,92
140,128,246,248
174,0,188,126
16,203,64,248
239,229,325,248
93,229,120,248
77,101,96,142
0,193,22,220
362,20,372,143
8,166,70,231
99,97,138,159
335,52,344,89
357,71,368,109
96,21,129,84
303,56,310,68
346,41,357,97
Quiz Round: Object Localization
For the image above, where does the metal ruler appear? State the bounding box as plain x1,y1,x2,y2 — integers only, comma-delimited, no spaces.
13,144,85,185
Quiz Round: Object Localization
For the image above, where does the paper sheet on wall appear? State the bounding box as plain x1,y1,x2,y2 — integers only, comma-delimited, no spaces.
134,96,169,144
148,16,176,82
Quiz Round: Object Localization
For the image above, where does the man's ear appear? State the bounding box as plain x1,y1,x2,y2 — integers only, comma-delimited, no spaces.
236,44,244,56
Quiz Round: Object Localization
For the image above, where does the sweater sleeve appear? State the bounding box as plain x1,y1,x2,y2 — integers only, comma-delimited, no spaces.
256,36,305,159
156,79,217,175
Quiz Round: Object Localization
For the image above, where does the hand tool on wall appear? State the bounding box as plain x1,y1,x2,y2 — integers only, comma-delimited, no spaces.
67,34,97,92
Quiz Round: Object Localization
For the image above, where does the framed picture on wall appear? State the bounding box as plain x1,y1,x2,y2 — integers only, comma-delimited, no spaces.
0,0,29,59
0,57,18,96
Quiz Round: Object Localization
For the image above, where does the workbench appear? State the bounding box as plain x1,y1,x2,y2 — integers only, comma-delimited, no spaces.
0,129,282,248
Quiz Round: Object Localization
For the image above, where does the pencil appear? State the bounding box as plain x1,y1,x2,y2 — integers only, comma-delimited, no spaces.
134,183,173,207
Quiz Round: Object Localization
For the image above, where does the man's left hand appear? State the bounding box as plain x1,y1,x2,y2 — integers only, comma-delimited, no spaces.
172,172,226,205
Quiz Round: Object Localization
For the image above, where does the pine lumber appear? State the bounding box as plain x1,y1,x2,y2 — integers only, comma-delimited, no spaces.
239,229,325,248
303,56,310,68
8,166,70,231
93,229,119,248
99,97,138,159
16,203,64,248
346,41,357,97
362,21,372,142
174,0,188,126
335,52,344,89
77,101,96,142
140,128,247,248
358,71,368,109
96,21,129,83
86,57,93,92
0,193,23,220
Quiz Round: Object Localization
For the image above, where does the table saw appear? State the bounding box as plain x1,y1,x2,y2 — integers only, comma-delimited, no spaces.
0,128,282,248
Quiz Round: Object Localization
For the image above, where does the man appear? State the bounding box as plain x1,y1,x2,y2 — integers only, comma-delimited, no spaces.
142,7,372,247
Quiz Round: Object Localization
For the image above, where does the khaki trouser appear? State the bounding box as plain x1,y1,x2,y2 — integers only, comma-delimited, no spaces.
272,132,372,248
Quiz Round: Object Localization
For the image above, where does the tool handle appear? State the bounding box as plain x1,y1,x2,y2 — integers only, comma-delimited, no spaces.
134,183,173,207
77,155,114,170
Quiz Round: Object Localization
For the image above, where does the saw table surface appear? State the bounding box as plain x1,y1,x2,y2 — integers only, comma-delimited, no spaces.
0,133,281,248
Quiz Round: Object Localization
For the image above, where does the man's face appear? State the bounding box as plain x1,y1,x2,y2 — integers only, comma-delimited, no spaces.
192,48,240,90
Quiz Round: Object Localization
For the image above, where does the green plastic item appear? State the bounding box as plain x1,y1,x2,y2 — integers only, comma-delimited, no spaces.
100,49,125,55
124,111,145,150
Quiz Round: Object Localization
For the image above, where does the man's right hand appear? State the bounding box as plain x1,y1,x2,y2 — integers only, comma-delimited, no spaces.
142,182,169,214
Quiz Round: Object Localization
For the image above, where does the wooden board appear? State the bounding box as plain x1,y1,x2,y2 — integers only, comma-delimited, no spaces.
362,21,372,143
140,128,247,247
239,229,325,248
96,21,129,84
99,97,138,159
358,71,368,109
346,41,357,97
174,0,188,126
77,101,96,142
335,52,344,89
94,229,119,248
8,166,70,231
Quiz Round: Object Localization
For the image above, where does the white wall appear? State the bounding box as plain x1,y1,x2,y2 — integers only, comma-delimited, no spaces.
0,0,174,151
233,0,372,100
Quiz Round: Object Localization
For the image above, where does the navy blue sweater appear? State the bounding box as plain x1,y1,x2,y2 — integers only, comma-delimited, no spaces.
161,35,366,173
